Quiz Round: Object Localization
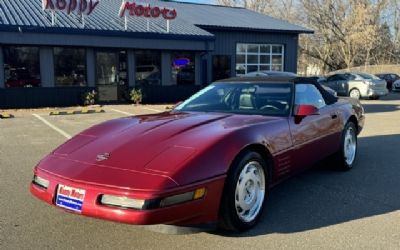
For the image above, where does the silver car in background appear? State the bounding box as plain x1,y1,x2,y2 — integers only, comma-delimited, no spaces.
323,72,388,99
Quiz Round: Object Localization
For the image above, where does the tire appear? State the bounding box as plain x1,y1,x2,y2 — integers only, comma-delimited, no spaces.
219,151,269,231
334,122,358,171
349,88,361,100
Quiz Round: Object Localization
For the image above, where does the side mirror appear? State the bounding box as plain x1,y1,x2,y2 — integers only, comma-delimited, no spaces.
166,101,183,110
295,104,319,117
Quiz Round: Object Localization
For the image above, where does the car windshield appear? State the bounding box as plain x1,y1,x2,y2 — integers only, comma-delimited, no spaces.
357,73,380,80
174,83,293,116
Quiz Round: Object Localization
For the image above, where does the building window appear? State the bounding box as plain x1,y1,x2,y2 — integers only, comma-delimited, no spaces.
171,52,195,85
96,50,127,86
235,43,284,76
213,55,231,81
136,50,161,86
54,47,86,86
3,46,41,88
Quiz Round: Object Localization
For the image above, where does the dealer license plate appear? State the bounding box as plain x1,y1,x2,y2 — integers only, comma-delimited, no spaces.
55,184,86,213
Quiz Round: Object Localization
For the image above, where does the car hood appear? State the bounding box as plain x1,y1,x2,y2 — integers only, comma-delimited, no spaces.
42,112,281,186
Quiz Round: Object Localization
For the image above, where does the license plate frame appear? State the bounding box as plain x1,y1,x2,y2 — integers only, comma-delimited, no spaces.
55,184,86,213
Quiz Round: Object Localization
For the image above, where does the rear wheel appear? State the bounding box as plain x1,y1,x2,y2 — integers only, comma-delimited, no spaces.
349,88,361,100
219,151,268,231
334,122,358,170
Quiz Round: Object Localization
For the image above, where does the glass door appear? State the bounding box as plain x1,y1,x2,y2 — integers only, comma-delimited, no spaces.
96,50,127,102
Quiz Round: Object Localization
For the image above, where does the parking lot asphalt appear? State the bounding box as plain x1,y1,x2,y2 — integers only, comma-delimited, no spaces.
1,97,400,250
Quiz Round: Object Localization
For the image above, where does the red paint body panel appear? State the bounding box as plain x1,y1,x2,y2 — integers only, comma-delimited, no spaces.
31,167,225,225
30,91,365,226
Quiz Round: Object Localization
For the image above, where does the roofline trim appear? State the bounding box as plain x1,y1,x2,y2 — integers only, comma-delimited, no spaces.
198,25,314,34
0,25,216,42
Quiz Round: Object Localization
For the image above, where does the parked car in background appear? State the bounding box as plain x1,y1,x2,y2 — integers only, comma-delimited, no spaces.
375,73,400,91
136,65,161,86
306,76,327,84
245,71,297,77
392,79,400,91
324,72,388,100
245,72,337,97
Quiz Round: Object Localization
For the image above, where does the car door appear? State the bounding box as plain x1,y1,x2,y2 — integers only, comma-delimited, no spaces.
289,83,342,172
336,74,352,96
325,75,341,92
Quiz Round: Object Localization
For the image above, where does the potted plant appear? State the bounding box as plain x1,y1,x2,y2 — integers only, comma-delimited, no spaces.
82,90,97,106
130,88,143,105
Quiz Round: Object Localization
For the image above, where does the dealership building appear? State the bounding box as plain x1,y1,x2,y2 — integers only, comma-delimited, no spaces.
0,0,311,108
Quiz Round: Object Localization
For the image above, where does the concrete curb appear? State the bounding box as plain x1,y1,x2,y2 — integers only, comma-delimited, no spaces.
0,113,15,119
49,109,105,116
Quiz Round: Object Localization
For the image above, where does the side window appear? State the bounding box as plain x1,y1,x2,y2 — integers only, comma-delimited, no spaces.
327,74,342,81
344,73,355,80
295,84,326,109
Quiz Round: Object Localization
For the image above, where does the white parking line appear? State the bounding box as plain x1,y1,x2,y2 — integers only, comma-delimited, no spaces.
32,114,72,139
140,107,163,113
110,109,134,116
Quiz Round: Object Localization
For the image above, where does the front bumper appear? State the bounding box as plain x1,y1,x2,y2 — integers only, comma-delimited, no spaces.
30,169,225,226
392,85,400,92
363,87,388,97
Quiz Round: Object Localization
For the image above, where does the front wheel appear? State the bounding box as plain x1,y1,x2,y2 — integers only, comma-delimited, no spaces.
334,122,358,170
349,88,361,100
219,151,268,231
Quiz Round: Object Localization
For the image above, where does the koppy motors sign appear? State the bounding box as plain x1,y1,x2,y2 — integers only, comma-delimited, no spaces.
42,0,100,15
42,0,177,20
119,1,177,20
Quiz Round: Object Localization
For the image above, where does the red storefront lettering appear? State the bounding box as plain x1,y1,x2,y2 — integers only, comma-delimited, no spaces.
78,0,87,15
67,0,77,14
134,4,145,16
164,9,177,20
150,7,160,18
119,1,177,20
56,0,67,10
87,0,99,15
44,0,55,10
43,0,99,15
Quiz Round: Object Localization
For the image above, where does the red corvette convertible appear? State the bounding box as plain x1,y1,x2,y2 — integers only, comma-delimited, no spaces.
31,76,365,231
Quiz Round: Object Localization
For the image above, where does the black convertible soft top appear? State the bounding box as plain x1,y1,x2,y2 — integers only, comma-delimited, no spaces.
216,76,338,105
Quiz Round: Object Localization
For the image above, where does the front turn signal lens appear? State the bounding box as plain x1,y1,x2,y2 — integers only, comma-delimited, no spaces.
193,187,206,200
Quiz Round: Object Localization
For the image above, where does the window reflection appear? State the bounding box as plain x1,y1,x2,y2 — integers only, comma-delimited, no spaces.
4,46,40,88
54,47,86,86
172,52,195,85
136,50,161,86
96,50,127,86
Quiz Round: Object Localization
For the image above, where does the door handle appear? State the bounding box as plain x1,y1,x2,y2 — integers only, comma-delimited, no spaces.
331,113,338,119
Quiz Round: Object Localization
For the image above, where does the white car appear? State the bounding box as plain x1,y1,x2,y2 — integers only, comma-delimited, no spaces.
325,72,388,100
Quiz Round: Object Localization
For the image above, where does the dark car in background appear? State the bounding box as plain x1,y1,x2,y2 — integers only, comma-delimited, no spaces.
245,71,298,77
324,72,388,100
375,73,400,91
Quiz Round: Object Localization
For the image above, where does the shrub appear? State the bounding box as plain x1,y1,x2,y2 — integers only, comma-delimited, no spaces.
130,88,143,104
82,90,97,106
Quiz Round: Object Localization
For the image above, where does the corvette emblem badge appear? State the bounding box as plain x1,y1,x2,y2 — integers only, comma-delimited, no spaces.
96,153,110,162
